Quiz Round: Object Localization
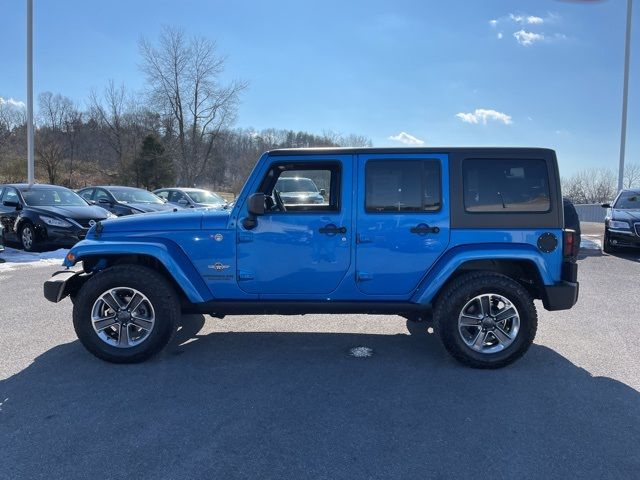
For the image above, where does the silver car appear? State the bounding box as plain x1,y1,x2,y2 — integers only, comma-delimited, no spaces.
153,188,228,209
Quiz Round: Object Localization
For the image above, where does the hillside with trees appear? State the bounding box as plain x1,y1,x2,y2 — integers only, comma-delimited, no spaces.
0,26,371,193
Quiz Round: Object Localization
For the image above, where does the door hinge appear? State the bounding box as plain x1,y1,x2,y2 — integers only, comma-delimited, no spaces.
356,233,372,243
356,271,373,281
238,232,253,243
238,270,254,281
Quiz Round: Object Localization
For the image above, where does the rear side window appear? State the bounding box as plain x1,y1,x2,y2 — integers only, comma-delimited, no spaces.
463,159,550,213
365,160,441,213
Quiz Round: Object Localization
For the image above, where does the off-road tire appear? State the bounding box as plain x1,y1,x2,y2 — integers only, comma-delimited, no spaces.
434,272,538,369
73,264,180,363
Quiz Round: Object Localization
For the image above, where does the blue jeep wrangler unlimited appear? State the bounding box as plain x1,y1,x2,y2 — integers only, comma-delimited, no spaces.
44,148,579,368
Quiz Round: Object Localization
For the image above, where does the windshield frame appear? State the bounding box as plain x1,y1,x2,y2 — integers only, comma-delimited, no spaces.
613,191,640,210
19,186,89,207
185,190,226,205
109,188,164,204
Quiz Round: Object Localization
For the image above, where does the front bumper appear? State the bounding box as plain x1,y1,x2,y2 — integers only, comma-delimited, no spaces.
40,225,89,248
607,228,640,248
43,268,88,303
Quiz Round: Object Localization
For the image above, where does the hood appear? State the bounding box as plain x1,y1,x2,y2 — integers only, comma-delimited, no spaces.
29,205,111,221
125,202,176,213
611,209,640,222
99,208,205,233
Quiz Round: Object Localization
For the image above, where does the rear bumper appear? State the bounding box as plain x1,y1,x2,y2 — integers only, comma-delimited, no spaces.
43,268,88,303
542,281,579,311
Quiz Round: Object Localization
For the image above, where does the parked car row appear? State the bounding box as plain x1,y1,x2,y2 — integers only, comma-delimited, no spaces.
0,183,228,252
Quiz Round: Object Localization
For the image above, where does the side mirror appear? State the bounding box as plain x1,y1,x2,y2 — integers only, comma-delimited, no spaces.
3,200,21,209
247,193,265,216
319,188,326,196
601,203,611,209
243,193,265,230
98,198,111,205
178,198,190,206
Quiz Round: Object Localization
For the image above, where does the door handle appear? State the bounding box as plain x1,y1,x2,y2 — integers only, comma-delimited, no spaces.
410,223,440,235
319,224,347,235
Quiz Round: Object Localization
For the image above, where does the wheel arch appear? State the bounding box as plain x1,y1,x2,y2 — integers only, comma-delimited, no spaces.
67,240,212,304
412,244,554,306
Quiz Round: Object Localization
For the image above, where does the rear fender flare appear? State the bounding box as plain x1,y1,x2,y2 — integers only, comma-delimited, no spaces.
411,244,555,305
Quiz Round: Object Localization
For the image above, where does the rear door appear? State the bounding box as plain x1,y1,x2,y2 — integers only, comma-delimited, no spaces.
355,153,450,295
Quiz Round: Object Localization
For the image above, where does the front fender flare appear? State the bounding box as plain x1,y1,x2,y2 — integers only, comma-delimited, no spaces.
411,243,556,305
64,238,212,304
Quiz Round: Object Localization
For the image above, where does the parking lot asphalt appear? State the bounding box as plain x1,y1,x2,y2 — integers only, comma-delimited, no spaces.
1,249,640,479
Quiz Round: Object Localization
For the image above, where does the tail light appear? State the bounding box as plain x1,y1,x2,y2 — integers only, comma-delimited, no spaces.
563,229,576,259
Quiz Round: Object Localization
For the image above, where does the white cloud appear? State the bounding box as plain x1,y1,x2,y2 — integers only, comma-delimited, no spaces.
513,30,545,46
0,97,25,108
456,109,513,125
497,32,503,39
509,14,544,25
489,19,498,27
388,132,425,146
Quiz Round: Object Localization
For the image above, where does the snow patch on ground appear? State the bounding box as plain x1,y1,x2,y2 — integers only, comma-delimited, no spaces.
581,236,602,250
0,247,67,273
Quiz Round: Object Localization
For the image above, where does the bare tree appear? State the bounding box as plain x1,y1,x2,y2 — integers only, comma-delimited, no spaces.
562,168,617,204
36,92,75,184
89,80,130,178
139,26,247,186
624,163,640,189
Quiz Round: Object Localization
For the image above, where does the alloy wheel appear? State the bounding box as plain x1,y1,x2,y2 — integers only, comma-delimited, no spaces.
91,287,156,348
458,293,520,354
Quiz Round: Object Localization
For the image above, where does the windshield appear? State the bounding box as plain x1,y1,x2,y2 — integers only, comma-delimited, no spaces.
21,187,87,206
276,177,318,193
614,192,640,209
110,188,163,204
186,190,225,204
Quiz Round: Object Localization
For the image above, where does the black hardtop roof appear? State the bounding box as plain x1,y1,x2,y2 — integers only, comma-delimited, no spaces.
267,147,556,156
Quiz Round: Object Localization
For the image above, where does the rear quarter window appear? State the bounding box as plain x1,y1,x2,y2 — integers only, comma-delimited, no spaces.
463,159,551,213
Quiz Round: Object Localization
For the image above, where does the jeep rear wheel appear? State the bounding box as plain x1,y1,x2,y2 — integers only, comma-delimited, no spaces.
73,264,180,363
434,272,537,369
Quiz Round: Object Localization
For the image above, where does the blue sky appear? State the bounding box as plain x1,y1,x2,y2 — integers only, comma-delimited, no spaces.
1,0,638,175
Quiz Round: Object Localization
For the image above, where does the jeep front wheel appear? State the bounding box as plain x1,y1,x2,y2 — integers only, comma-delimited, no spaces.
73,265,180,363
434,272,537,369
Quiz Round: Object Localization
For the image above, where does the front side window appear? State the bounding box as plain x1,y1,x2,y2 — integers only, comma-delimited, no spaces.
463,159,550,213
3,188,19,204
260,163,339,212
365,160,441,213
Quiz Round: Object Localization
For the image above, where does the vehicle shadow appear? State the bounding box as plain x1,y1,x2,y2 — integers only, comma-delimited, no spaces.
1,314,639,479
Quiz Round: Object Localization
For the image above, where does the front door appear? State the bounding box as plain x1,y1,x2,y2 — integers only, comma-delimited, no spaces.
355,153,450,296
236,155,353,295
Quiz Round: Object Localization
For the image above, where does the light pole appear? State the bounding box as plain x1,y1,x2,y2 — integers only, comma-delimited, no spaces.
26,0,34,186
618,0,633,191
557,0,633,191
